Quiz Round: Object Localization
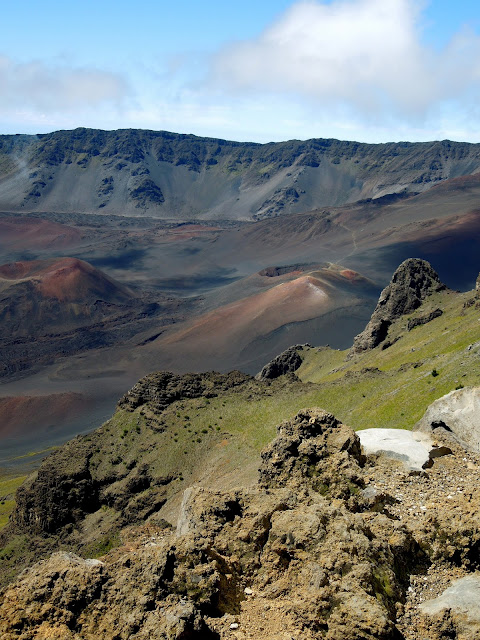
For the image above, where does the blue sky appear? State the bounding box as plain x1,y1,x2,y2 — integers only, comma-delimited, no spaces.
1,0,480,142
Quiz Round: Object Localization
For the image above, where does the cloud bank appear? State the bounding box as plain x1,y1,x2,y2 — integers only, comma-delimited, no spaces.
209,0,480,117
0,56,128,113
2,0,480,143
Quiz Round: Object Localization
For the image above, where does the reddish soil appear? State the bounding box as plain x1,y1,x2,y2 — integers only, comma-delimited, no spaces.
0,393,87,440
0,257,133,302
340,269,360,281
155,225,221,242
0,217,83,251
429,172,480,194
161,274,333,351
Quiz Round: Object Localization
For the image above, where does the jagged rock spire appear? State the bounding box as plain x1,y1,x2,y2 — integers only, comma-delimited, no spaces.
349,258,445,357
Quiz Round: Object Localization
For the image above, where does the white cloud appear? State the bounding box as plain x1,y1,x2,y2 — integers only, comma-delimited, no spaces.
208,0,480,117
2,1,480,143
0,55,128,113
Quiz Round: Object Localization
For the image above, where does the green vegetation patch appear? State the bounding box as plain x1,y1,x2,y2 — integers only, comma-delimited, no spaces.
82,531,121,559
0,475,27,531
296,290,480,430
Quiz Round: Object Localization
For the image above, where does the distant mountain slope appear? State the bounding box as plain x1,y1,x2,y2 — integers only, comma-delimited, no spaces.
0,257,185,379
0,257,134,336
1,128,480,219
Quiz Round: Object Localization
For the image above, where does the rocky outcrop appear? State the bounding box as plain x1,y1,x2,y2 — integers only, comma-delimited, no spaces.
9,423,179,539
259,408,365,497
349,258,445,356
5,402,480,638
0,408,415,639
11,438,99,534
255,344,308,380
118,370,251,413
414,386,480,453
407,307,443,331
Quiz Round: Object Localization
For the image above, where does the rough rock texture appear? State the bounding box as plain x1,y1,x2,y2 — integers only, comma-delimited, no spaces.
256,344,309,381
369,437,480,640
418,574,480,639
259,408,365,498
407,308,443,331
2,129,480,219
414,386,480,453
350,258,445,356
10,435,171,537
118,370,251,413
11,439,100,534
0,408,414,640
5,406,480,638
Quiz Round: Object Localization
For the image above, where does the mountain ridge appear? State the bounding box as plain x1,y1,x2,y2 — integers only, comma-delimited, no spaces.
2,128,480,220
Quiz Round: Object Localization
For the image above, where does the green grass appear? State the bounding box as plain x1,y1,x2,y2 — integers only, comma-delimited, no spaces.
0,475,27,531
82,531,121,559
11,446,57,460
295,290,480,430
1,286,479,589
88,290,480,490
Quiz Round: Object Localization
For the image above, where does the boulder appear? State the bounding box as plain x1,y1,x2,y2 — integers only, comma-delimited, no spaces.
256,344,307,380
414,386,480,453
419,574,480,639
407,307,443,331
357,428,450,471
259,407,365,497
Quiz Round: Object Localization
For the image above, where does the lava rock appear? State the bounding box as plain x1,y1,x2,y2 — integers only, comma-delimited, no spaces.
256,345,308,381
349,258,445,356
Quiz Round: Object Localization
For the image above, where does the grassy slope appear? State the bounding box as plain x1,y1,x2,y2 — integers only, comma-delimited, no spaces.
93,286,480,498
297,288,480,429
1,285,480,581
0,476,27,530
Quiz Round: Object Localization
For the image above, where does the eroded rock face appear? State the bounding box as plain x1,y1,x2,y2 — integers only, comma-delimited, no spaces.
6,403,480,639
407,307,443,331
10,441,171,539
255,344,308,381
414,386,480,453
350,258,445,356
259,408,365,499
0,408,413,640
11,439,99,534
118,370,251,413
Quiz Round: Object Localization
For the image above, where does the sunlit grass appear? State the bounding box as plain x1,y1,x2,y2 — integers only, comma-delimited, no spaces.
0,475,27,531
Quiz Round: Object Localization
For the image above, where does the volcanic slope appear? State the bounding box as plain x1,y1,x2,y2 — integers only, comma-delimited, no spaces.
147,263,378,373
3,261,480,638
0,215,84,253
0,257,188,379
2,259,480,587
2,128,480,219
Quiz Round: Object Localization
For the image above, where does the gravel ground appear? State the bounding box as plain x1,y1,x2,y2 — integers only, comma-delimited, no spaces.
365,436,480,638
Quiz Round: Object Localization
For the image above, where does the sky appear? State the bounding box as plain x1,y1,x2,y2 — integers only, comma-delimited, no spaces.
1,0,480,143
